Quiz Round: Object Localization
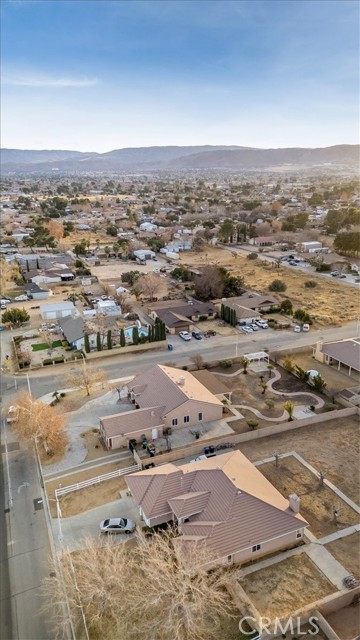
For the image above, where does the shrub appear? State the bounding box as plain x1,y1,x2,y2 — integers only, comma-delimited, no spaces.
43,359,53,365
247,419,259,430
269,279,287,292
53,356,65,363
219,359,232,369
304,280,317,288
247,253,258,260
324,403,337,412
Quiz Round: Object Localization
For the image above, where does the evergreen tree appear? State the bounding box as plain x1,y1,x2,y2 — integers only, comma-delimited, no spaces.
220,303,224,320
132,326,139,345
107,329,112,350
120,328,125,347
96,332,102,351
84,333,90,354
161,321,166,340
154,322,160,341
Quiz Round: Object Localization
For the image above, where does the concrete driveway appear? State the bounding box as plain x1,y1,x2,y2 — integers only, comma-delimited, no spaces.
45,391,136,474
52,490,142,552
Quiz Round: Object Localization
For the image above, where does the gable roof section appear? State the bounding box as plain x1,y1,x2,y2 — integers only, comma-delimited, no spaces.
58,316,85,343
168,491,211,519
100,406,165,438
127,364,222,414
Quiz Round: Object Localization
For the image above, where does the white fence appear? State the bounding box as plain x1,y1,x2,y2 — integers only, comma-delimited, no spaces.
55,463,141,498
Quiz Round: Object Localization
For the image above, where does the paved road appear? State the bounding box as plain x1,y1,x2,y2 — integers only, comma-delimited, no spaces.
1,321,358,402
0,421,54,640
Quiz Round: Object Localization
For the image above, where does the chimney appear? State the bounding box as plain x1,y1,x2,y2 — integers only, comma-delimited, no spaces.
289,494,300,514
178,376,185,386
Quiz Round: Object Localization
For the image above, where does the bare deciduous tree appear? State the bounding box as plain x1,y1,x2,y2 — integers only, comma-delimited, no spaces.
190,353,205,370
114,292,133,313
10,392,68,458
137,273,162,301
66,361,108,396
43,532,236,640
194,266,224,301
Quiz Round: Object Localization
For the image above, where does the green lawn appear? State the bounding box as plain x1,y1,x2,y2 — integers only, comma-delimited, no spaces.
31,340,63,351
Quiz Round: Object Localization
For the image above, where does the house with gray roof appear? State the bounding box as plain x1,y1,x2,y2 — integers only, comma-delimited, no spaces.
126,450,308,567
313,337,360,377
148,299,217,334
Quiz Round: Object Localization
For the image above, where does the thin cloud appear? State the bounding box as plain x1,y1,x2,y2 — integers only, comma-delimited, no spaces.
3,74,98,87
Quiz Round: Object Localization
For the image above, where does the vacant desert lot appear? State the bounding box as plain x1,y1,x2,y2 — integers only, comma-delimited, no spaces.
240,554,336,618
259,456,359,537
238,416,359,504
182,248,358,325
325,532,360,579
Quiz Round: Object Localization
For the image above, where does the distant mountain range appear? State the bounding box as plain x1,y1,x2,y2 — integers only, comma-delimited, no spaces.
1,144,358,173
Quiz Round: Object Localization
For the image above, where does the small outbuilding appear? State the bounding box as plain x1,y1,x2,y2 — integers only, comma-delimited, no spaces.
40,301,75,320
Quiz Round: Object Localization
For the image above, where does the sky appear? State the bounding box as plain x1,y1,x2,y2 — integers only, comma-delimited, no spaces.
1,0,359,151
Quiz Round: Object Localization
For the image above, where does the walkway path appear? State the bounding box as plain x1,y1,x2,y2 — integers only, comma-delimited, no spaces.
234,404,288,422
267,368,325,407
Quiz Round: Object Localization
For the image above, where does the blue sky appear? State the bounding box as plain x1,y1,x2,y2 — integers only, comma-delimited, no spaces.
1,0,359,151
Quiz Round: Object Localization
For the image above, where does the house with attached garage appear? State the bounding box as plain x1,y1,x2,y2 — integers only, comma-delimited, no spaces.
147,299,217,334
126,450,308,568
99,364,224,450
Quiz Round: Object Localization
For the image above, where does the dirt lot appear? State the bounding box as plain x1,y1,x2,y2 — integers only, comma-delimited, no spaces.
238,416,360,504
45,463,129,517
182,248,359,326
239,554,336,618
325,532,360,579
325,602,360,640
259,456,359,537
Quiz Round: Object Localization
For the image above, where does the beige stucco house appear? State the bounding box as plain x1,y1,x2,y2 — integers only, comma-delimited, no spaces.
99,365,223,450
313,338,360,377
126,450,308,567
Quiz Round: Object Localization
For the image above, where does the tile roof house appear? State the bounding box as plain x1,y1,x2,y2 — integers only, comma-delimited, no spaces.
313,338,360,376
100,365,224,450
126,450,308,567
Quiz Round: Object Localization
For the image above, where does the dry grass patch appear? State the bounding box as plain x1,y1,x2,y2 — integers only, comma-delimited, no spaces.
259,456,359,537
325,532,360,579
238,416,360,504
45,463,129,517
183,248,358,326
240,554,336,618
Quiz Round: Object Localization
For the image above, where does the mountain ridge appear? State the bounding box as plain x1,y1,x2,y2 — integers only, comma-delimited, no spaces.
1,144,358,172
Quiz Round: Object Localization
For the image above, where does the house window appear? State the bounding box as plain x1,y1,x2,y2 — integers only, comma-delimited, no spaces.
251,544,261,553
183,416,190,423
296,530,302,539
227,555,232,564
198,412,203,421
172,418,178,426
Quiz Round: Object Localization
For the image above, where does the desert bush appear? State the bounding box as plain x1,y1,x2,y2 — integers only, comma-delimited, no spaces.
269,279,287,292
219,359,232,369
304,280,317,288
247,419,259,430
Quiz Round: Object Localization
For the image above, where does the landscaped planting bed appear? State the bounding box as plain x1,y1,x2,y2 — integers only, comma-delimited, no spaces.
31,340,62,351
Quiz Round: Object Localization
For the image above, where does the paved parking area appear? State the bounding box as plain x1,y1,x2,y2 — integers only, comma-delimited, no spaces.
52,489,142,551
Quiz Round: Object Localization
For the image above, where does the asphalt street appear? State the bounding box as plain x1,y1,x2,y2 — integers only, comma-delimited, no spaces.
0,422,54,640
1,320,357,402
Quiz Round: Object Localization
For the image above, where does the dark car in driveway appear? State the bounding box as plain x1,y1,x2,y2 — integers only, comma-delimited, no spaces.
192,331,202,340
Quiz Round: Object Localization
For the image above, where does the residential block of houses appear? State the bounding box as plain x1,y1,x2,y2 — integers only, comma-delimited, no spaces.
126,450,308,567
148,299,217,334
